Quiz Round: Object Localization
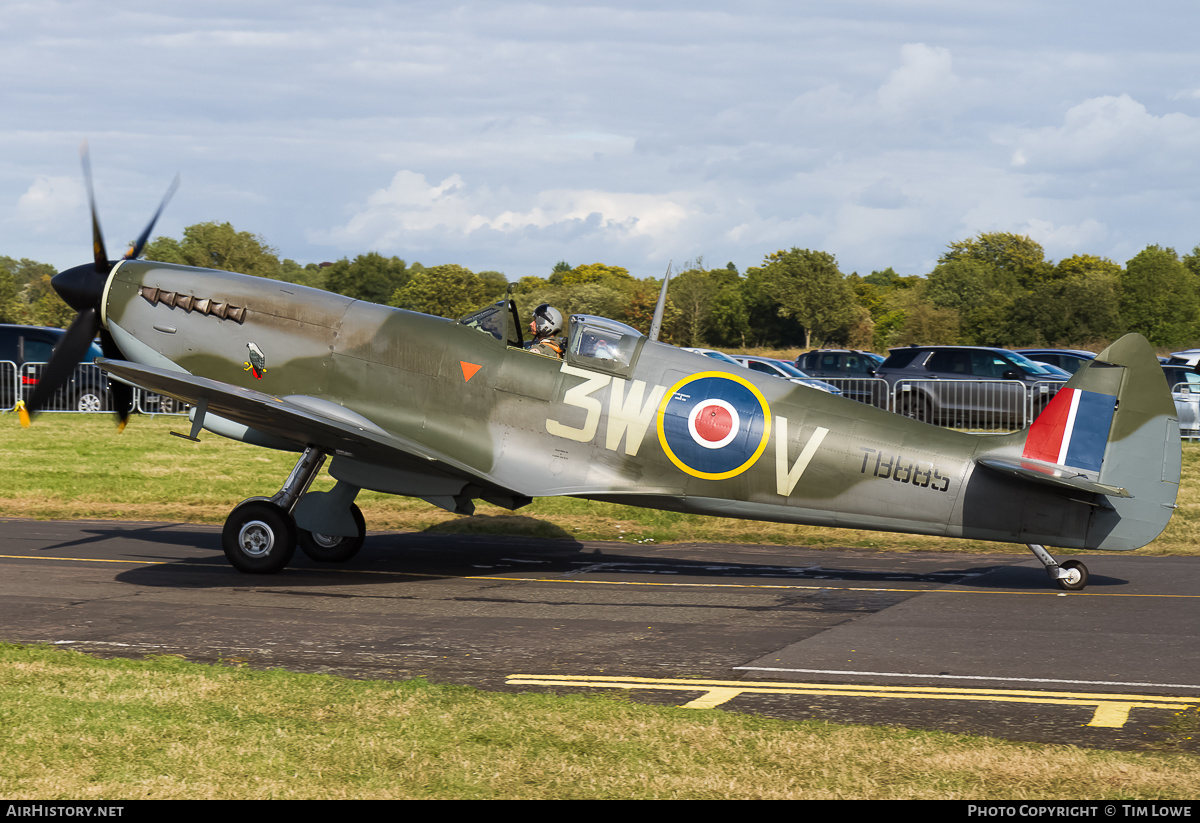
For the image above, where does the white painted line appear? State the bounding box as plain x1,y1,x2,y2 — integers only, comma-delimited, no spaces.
734,666,1200,691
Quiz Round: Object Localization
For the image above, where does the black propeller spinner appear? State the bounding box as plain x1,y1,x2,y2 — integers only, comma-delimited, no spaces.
20,144,178,429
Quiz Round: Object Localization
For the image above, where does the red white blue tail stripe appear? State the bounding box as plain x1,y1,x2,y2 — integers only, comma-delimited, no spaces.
1023,387,1117,473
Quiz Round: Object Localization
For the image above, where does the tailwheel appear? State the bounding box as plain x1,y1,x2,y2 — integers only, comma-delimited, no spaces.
1055,559,1089,591
1027,544,1090,591
222,498,297,574
298,503,366,563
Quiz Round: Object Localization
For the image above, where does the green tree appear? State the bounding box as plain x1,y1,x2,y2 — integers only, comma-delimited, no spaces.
25,275,74,328
665,262,741,347
1120,245,1200,346
940,232,1052,288
550,262,634,288
896,302,960,346
0,257,56,289
0,265,22,324
324,253,410,303
746,248,858,348
144,222,282,279
390,265,491,318
279,259,325,290
924,257,1016,345
1001,255,1125,347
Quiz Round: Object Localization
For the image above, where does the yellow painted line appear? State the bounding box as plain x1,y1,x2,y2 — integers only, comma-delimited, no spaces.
506,674,1200,728
0,554,152,565
2,553,1199,598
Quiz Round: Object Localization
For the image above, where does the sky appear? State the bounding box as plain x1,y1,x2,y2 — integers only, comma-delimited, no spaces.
3,0,1200,283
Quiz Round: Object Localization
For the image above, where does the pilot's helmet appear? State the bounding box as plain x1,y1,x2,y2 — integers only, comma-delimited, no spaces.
533,304,562,336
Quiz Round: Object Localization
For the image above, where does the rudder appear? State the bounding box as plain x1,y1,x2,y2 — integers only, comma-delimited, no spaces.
1068,334,1180,549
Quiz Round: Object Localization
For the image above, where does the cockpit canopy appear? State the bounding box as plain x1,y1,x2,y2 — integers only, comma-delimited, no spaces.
565,314,644,375
460,300,646,375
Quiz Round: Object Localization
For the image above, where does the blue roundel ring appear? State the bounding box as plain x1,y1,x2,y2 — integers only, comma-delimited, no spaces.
655,371,772,480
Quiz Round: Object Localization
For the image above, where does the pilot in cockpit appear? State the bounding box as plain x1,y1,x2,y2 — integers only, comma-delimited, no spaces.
527,303,565,358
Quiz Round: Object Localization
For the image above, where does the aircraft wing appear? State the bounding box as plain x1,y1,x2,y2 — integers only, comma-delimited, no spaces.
97,358,495,488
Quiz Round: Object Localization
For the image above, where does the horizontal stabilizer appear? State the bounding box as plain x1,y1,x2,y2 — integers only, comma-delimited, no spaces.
976,455,1130,498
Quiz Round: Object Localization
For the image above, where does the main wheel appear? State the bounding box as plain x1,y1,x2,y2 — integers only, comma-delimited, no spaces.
298,503,366,563
1055,559,1089,591
222,499,297,574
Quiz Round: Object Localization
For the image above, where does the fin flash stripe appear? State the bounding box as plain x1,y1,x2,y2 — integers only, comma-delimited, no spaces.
1024,388,1116,473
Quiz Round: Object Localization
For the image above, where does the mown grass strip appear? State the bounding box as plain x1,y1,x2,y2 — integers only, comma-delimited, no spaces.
1,643,1198,800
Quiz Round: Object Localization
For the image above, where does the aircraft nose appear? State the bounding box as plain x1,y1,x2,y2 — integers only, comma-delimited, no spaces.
52,262,107,313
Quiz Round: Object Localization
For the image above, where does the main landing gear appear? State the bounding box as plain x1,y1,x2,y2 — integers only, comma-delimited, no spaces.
1026,544,1089,591
222,447,366,574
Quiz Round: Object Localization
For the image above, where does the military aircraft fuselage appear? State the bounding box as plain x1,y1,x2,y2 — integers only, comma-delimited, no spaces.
97,258,1178,555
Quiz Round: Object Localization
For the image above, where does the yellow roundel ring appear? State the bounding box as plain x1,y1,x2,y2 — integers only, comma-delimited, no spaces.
655,371,772,480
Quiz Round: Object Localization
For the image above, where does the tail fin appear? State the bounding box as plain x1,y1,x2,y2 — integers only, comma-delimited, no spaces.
978,333,1180,550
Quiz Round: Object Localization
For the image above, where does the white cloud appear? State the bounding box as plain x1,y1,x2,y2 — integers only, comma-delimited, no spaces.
13,175,83,228
1008,94,1200,179
876,43,962,116
318,170,694,261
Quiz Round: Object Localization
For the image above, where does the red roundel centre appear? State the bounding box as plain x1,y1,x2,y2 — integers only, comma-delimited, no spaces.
695,404,733,443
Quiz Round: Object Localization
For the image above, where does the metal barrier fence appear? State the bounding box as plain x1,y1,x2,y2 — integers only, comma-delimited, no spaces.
819,377,1058,430
1171,382,1200,439
3,359,1198,437
0,359,186,416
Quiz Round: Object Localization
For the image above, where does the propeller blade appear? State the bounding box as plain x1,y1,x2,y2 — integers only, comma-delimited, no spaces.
100,329,132,429
21,307,101,425
125,172,179,261
79,142,110,274
23,145,180,430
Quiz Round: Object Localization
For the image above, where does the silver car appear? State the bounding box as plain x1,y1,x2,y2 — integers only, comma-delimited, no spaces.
731,355,844,396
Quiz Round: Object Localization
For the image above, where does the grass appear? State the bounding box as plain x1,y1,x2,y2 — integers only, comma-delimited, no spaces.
1,413,1198,555
1,642,1199,800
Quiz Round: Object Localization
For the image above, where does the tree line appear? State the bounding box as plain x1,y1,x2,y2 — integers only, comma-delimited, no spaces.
4,220,1200,354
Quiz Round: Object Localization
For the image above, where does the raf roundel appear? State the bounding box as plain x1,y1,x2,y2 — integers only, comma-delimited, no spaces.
656,372,772,480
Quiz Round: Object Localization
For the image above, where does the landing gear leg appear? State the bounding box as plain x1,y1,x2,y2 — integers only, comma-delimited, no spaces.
222,447,326,574
1026,543,1089,591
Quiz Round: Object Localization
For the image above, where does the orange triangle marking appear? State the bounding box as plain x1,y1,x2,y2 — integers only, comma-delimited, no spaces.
460,361,482,382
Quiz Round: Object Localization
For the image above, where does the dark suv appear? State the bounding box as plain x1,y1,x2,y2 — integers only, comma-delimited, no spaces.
876,345,1069,427
795,349,886,405
0,324,108,412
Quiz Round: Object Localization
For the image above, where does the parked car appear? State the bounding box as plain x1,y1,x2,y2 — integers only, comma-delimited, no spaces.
1023,347,1200,436
1163,364,1200,393
1163,364,1200,437
1167,349,1200,367
1022,348,1200,394
876,345,1069,426
795,349,886,405
681,347,744,367
0,324,109,412
1015,348,1096,375
730,355,843,395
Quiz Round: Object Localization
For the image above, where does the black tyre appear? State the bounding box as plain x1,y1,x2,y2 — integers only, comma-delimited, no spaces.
1055,559,1088,591
222,499,297,574
298,503,366,563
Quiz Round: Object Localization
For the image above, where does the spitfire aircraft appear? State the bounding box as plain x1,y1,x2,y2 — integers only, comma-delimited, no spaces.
22,150,1182,590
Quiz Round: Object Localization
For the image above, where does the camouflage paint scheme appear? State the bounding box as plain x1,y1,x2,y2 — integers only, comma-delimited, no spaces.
95,258,1181,578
